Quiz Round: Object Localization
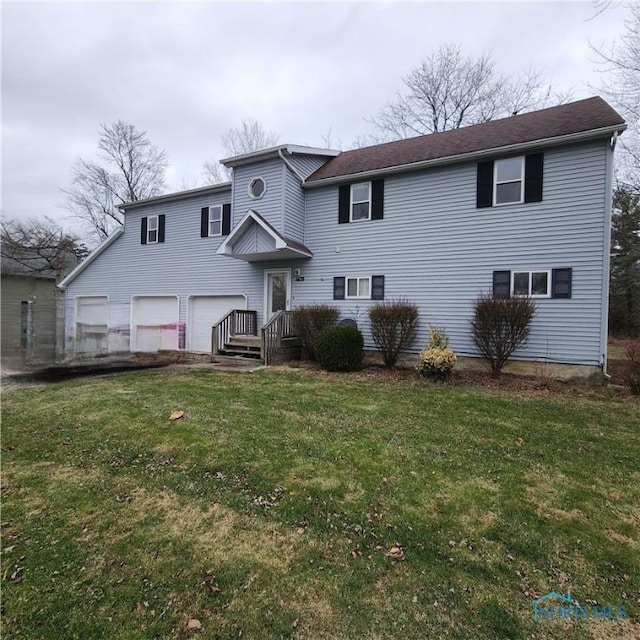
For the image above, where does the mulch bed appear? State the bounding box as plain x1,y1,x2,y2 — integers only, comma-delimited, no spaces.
286,358,638,398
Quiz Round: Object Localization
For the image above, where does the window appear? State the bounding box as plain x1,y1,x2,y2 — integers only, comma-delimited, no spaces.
334,275,385,300
208,205,222,236
141,215,165,244
477,154,543,208
350,182,371,221
511,270,550,297
201,204,230,238
147,215,159,243
494,157,524,205
248,177,266,200
346,276,371,298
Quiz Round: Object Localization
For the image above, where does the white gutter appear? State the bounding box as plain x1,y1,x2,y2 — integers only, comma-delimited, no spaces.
303,124,627,188
119,182,232,211
58,228,125,288
221,144,340,168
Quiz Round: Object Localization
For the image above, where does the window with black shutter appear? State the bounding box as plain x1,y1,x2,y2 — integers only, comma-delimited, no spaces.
333,277,346,300
552,268,572,299
492,270,511,297
338,180,384,223
477,153,544,208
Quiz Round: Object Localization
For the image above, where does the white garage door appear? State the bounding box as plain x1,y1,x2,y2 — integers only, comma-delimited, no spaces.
188,295,247,353
75,296,109,356
131,296,180,352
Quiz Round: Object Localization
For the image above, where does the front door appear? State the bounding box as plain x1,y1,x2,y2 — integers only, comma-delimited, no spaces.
264,269,291,320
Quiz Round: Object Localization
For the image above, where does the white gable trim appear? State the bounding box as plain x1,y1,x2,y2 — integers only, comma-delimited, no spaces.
217,210,287,256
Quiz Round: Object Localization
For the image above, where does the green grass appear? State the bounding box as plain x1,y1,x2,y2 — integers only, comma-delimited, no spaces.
1,368,639,639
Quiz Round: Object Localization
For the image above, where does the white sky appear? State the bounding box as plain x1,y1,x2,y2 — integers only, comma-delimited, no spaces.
0,1,631,234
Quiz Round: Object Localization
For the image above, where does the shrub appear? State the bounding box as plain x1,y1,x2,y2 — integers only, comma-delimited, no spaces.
368,299,419,369
313,324,364,372
293,304,340,359
471,294,536,377
627,342,640,395
417,326,456,380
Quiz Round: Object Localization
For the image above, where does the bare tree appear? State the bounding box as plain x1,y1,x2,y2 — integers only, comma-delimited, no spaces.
370,44,570,139
63,121,167,242
1,216,89,281
202,159,231,186
593,5,640,190
202,119,279,185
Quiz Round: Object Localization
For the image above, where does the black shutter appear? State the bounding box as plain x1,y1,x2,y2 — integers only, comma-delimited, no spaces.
371,275,385,300
371,180,384,220
201,207,209,237
552,268,572,299
524,153,544,203
141,217,148,244
333,277,345,300
477,161,494,208
493,270,511,298
338,185,350,224
222,204,231,235
158,214,166,243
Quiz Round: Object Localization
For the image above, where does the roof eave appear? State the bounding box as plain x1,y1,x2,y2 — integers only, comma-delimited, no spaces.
221,144,340,168
119,182,232,211
303,124,627,188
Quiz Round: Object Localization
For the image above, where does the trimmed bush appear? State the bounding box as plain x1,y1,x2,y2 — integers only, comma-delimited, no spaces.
293,304,340,360
368,299,419,369
313,324,364,372
417,326,456,380
471,294,536,377
627,342,640,395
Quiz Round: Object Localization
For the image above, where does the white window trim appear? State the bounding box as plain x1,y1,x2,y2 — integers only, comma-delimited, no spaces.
208,205,222,237
345,276,372,299
147,215,159,244
248,177,267,200
493,157,525,206
350,182,371,222
511,270,551,298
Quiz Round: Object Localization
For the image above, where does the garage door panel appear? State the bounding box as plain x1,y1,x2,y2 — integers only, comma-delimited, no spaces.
132,296,179,352
188,295,246,352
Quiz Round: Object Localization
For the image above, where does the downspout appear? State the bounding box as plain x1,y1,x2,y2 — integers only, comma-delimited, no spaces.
278,148,307,246
600,132,618,376
278,148,305,184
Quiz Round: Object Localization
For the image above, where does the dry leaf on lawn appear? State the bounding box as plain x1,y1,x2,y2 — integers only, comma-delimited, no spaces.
169,411,185,421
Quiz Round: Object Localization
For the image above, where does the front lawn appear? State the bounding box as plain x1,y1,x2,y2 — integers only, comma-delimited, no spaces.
1,368,639,639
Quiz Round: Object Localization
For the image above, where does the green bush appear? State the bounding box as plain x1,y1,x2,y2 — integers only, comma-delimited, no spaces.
417,326,456,380
293,304,340,360
313,324,364,372
368,299,419,369
471,294,536,377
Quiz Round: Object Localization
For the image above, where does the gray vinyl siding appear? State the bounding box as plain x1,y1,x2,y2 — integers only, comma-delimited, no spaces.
233,224,277,254
297,140,610,366
232,159,284,232
288,154,330,179
63,188,271,353
283,168,305,243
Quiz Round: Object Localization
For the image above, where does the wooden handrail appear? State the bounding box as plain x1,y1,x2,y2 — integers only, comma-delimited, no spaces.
211,309,258,357
261,310,295,365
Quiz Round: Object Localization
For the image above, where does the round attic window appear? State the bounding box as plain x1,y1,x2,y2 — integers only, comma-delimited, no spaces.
248,177,266,199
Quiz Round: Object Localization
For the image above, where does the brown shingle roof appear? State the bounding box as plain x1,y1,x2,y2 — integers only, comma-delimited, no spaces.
307,97,625,183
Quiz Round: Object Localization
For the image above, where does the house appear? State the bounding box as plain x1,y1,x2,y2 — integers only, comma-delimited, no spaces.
60,97,625,376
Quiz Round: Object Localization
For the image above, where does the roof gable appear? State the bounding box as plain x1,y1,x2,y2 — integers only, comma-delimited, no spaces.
307,97,625,183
